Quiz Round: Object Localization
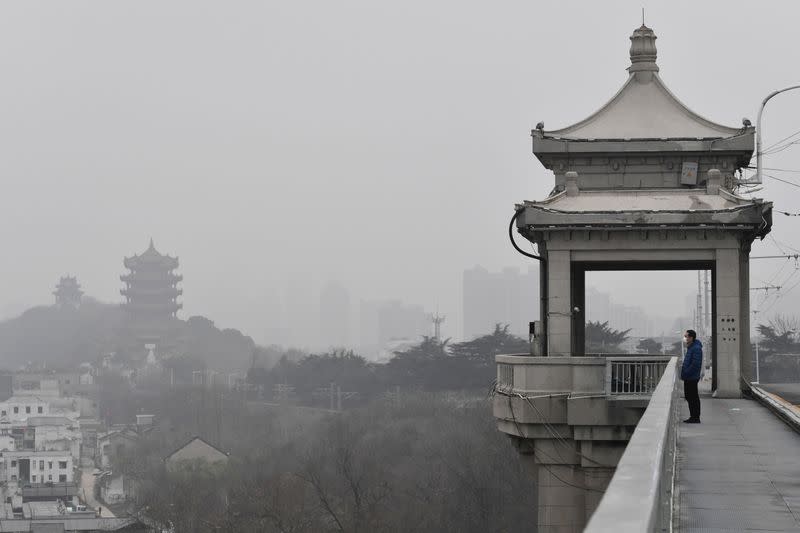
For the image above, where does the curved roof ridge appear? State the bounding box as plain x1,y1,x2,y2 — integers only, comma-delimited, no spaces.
543,72,741,140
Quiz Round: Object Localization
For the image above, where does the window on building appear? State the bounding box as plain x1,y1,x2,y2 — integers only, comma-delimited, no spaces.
25,406,30,414
58,461,67,469
1,410,5,416
59,474,67,482
48,461,53,469
65,379,71,384
11,460,16,467
48,474,52,481
32,475,36,482
11,475,16,481
37,406,43,414
13,407,18,414
39,460,44,470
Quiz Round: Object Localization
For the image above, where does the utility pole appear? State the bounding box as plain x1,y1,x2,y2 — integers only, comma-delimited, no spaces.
752,309,761,384
704,270,710,336
694,270,705,335
751,85,800,184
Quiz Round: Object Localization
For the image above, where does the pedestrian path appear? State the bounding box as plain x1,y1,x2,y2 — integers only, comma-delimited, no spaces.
79,467,116,518
676,394,800,532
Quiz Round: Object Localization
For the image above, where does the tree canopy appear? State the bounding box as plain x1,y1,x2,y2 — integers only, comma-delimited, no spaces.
585,321,631,353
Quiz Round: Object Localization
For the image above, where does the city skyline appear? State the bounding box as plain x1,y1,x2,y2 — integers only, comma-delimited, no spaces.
1,3,798,350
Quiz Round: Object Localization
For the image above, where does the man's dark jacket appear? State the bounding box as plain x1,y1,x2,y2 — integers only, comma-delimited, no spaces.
681,340,703,381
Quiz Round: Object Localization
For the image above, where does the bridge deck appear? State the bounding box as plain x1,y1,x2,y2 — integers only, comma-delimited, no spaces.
677,391,800,532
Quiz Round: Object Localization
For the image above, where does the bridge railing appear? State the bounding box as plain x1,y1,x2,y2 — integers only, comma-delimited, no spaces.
496,354,671,398
584,356,679,533
605,357,672,396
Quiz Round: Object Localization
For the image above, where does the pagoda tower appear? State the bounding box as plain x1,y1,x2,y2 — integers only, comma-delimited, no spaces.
53,276,83,309
120,239,183,341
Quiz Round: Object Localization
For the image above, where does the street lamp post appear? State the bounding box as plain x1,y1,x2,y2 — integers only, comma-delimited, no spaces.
746,84,800,184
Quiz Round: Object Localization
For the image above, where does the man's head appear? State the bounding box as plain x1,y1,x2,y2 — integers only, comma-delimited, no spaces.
684,329,697,344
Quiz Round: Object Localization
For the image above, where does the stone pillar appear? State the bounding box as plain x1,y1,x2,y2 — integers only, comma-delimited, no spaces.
547,250,573,356
537,464,586,533
517,436,618,533
739,246,753,383
583,467,614,520
714,248,742,398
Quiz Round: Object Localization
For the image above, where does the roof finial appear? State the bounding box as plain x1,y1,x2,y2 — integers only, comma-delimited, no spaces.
642,7,645,26
628,23,658,75
148,238,155,250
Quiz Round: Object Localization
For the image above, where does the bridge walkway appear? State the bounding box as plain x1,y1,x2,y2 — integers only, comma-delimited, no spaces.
677,390,800,532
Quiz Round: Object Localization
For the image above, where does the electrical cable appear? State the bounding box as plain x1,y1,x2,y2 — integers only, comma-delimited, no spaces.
774,238,800,255
757,264,800,315
761,167,800,174
763,141,800,156
763,129,800,152
763,174,800,189
493,384,607,467
504,395,604,493
509,208,543,261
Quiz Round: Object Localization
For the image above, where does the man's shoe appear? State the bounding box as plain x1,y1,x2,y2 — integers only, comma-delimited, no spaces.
683,418,701,424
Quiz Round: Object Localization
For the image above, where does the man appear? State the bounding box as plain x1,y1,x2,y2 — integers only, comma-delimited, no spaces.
681,329,702,423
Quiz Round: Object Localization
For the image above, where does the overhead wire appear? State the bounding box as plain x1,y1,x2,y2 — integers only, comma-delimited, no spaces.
503,395,605,493
763,173,800,188
762,128,800,152
756,262,800,316
492,384,608,467
761,167,800,174
762,141,800,156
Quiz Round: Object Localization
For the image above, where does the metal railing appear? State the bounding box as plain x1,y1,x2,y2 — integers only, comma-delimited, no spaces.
605,357,671,396
497,363,514,389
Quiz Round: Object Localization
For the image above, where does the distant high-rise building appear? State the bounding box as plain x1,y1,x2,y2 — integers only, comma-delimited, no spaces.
377,300,428,346
319,281,350,348
284,277,317,349
462,266,538,340
120,239,182,344
358,299,429,356
53,276,83,309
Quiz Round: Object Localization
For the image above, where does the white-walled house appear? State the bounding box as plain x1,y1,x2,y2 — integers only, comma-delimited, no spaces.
165,437,229,472
0,450,74,484
0,397,49,422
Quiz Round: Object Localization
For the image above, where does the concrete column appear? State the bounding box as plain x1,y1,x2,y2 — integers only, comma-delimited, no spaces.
739,246,753,383
537,464,586,533
547,250,573,356
583,467,614,522
714,248,742,398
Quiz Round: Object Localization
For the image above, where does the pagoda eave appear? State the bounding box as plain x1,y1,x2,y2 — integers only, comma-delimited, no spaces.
517,189,773,240
532,130,754,161
123,257,179,270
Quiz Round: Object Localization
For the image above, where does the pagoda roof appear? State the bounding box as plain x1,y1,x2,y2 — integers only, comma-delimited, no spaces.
124,239,179,269
536,25,746,143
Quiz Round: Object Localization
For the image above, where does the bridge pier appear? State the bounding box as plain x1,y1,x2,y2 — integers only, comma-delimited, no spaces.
517,455,614,533
494,356,653,531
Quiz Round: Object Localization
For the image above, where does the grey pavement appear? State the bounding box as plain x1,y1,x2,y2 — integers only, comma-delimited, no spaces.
677,392,800,532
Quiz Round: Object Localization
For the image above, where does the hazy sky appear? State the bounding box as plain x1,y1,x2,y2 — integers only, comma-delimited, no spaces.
1,1,798,344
